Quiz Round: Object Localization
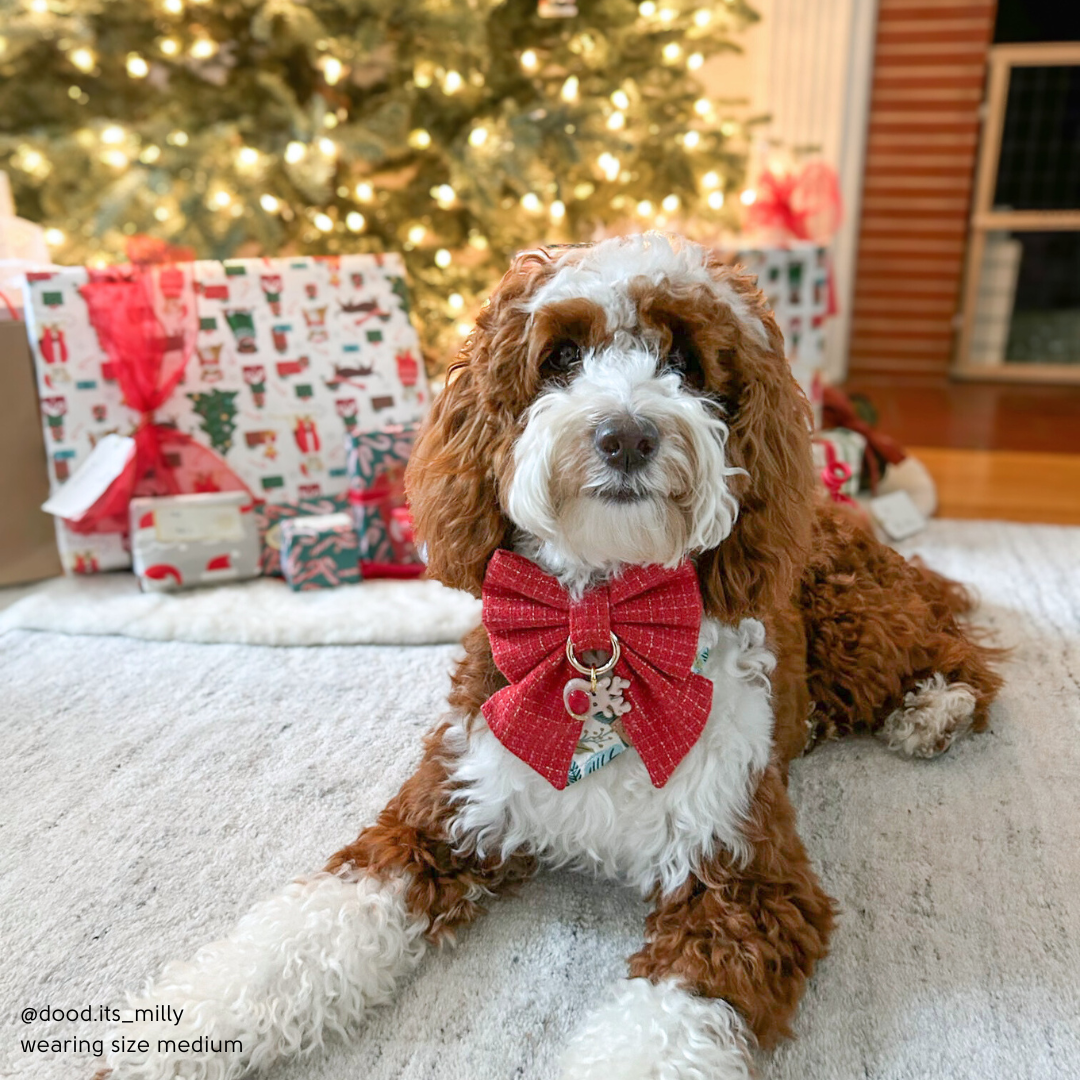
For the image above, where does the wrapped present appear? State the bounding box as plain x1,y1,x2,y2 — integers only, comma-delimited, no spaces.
255,493,350,576
387,506,419,565
280,511,362,591
731,242,830,428
23,253,428,574
130,491,260,592
345,423,424,578
813,427,866,504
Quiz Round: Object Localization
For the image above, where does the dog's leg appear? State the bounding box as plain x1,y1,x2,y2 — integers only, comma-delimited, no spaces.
561,767,835,1080
802,505,1003,756
103,724,534,1079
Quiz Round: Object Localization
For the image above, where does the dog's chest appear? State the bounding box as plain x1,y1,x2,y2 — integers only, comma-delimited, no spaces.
447,619,776,896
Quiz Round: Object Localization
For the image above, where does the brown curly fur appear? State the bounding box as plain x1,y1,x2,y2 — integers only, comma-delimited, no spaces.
336,240,1004,1051
629,765,836,1047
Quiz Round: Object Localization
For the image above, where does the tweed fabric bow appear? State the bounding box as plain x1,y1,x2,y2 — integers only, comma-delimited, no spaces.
481,550,714,790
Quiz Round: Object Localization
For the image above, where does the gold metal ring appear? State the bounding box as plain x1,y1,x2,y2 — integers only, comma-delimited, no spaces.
565,632,620,691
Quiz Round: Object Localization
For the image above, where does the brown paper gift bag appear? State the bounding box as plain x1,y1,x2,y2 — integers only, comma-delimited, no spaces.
0,318,61,585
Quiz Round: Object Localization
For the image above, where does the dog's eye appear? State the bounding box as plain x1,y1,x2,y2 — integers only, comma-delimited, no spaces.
665,336,704,389
542,339,582,379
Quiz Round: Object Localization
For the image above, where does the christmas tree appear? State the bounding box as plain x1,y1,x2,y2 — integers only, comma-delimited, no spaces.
188,389,239,455
1,0,758,366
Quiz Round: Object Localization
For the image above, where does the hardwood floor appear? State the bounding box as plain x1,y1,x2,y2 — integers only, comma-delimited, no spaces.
911,446,1080,525
842,378,1080,454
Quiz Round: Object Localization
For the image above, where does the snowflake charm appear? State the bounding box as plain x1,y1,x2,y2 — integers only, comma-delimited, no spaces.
563,674,631,721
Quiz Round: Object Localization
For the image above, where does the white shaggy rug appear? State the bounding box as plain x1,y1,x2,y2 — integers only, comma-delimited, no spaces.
2,519,1079,1080
0,573,480,646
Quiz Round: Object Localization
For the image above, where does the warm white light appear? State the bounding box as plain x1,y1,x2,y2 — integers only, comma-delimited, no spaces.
322,57,343,85
140,145,161,163
409,128,432,149
662,194,679,212
159,38,179,56
407,224,426,244
212,190,232,208
468,232,489,249
448,292,464,311
21,149,44,171
443,69,463,94
126,53,149,77
694,98,711,116
346,211,365,232
597,153,620,182
638,1,656,15
468,126,488,147
189,38,217,59
162,0,183,11
683,131,701,149
662,42,682,62
607,111,625,131
740,188,757,206
520,49,538,71
70,48,95,72
285,141,306,163
433,184,456,208
355,182,374,201
44,228,65,246
720,120,738,137
550,199,566,220
521,192,542,213
694,8,711,26
260,193,279,213
314,212,334,232
168,130,188,146
101,125,125,144
154,206,170,221
100,149,128,169
708,190,725,210
611,89,630,110
561,76,579,103
318,137,336,156
456,321,472,337
30,0,48,12
659,7,676,23
637,200,654,216
434,248,452,268
237,146,259,167
702,170,720,189
574,181,594,200
687,52,704,71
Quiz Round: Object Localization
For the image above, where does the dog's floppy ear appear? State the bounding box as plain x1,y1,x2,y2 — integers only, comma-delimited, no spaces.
697,264,816,621
406,248,555,597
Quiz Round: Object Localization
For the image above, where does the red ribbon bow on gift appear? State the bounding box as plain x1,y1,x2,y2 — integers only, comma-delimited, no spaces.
481,550,714,790
746,161,843,245
69,262,251,534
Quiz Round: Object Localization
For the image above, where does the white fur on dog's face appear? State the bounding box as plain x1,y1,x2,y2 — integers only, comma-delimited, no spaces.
505,332,743,591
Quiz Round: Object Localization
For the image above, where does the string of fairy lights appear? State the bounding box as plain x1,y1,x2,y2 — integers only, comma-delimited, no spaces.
3,0,762,353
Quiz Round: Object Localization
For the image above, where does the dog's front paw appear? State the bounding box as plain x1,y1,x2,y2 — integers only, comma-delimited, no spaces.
882,674,977,759
560,978,752,1080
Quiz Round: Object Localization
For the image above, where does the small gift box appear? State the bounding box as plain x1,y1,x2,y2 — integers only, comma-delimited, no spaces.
345,422,423,578
130,491,260,592
813,427,866,502
279,511,362,591
256,493,350,576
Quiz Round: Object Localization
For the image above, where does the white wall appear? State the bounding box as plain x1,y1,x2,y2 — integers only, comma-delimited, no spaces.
702,0,879,382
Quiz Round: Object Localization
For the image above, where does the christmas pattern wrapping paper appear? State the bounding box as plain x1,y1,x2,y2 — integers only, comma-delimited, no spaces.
732,243,829,428
813,427,867,499
279,511,362,591
345,422,423,573
255,493,350,577
129,491,260,592
22,253,427,574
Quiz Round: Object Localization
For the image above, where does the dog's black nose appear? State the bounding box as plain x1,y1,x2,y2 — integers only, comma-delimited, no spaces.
594,416,660,473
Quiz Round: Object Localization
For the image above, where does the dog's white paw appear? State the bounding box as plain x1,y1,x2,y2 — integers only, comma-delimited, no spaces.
882,673,977,759
104,871,427,1079
560,978,752,1080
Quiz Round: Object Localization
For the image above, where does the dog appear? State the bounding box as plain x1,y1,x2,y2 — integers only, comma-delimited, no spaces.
101,233,1001,1080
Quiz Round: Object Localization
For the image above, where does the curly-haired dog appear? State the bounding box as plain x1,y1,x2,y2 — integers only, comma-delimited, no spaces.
102,234,1001,1080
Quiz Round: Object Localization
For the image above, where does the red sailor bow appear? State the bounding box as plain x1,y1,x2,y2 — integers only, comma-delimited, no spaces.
480,550,714,790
